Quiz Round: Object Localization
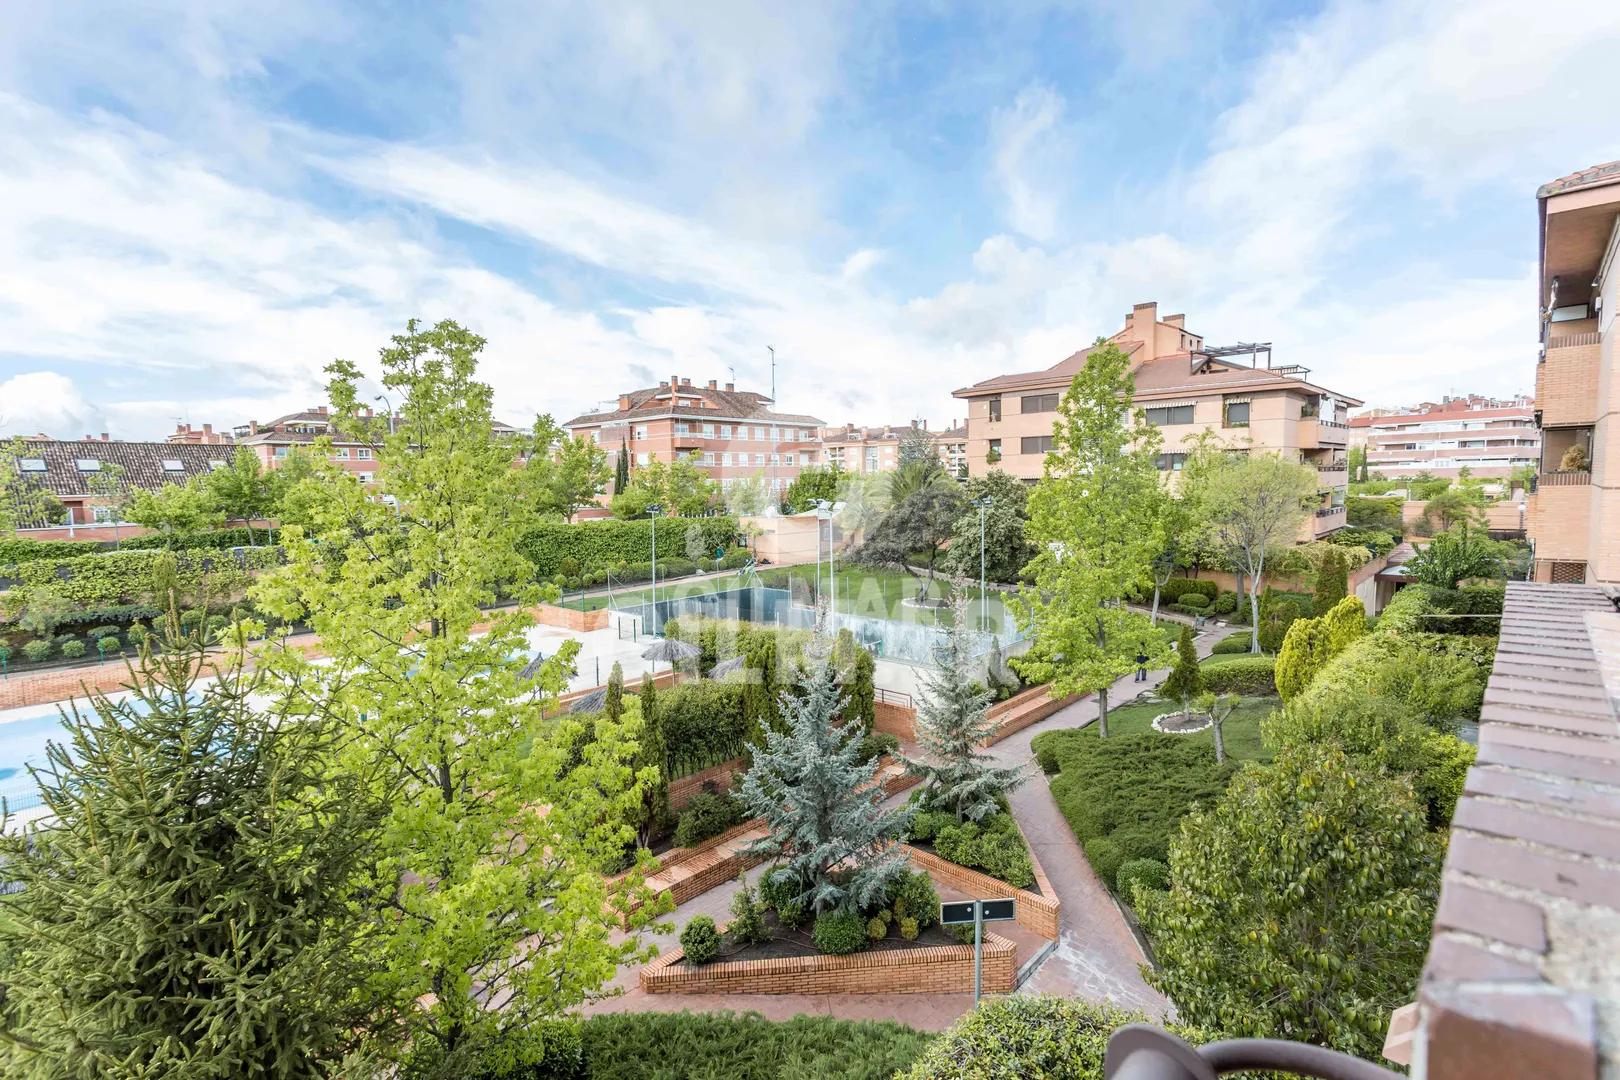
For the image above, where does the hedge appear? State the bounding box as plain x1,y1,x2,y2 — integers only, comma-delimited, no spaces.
1211,632,1251,654
119,527,278,551
1,548,280,609
0,538,104,564
515,517,739,580
1161,578,1217,602
1378,582,1504,636
1116,857,1169,899
656,680,750,777
1200,655,1276,695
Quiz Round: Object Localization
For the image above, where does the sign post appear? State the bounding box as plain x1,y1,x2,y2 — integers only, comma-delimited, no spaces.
940,898,1017,1002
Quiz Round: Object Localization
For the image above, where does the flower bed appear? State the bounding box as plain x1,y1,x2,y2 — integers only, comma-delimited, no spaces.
1151,709,1212,735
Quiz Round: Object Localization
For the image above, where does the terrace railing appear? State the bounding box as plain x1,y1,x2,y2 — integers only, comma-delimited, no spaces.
1104,1025,1401,1080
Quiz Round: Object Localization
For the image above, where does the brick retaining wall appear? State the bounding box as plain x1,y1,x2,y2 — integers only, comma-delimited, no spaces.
900,843,1060,941
666,755,747,810
984,684,1081,743
641,930,1016,995
873,699,916,741
532,604,611,632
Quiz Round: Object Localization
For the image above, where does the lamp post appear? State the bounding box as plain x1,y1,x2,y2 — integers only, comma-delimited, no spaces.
648,504,663,635
971,496,992,633
373,394,395,435
815,500,846,635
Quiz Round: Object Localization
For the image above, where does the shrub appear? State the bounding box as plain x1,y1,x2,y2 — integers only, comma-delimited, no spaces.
1212,591,1238,615
679,916,720,965
1346,494,1402,533
1158,625,1203,703
1081,837,1126,889
1275,617,1330,701
728,874,767,947
86,624,122,641
1031,734,1063,775
514,517,739,581
94,636,120,655
1211,631,1251,654
673,792,744,848
125,624,148,646
23,640,52,662
759,866,811,928
1161,578,1218,602
1200,656,1275,695
1169,601,1209,616
658,681,749,776
903,994,1203,1080
866,917,887,942
855,730,899,765
898,917,919,941
933,813,1035,888
466,1019,585,1080
1176,592,1209,609
58,639,86,660
887,868,940,930
1256,591,1300,652
1115,857,1169,900
813,910,868,956
906,807,954,843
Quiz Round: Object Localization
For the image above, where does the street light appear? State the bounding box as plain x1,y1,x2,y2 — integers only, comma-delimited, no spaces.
373,394,395,436
971,496,992,633
647,504,663,635
814,500,846,634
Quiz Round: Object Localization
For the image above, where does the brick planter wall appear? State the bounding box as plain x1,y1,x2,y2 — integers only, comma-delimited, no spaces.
641,931,1017,995
985,684,1080,743
900,843,1060,941
532,604,611,632
667,756,748,810
873,699,917,741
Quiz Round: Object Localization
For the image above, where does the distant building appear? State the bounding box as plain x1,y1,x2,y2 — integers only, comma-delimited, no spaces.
953,301,1362,538
166,422,234,445
563,375,823,496
233,406,396,483
6,440,231,529
819,420,968,477
1348,395,1538,479
1528,159,1620,584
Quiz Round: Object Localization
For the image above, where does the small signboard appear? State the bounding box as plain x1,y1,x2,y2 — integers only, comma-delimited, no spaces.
940,898,1016,925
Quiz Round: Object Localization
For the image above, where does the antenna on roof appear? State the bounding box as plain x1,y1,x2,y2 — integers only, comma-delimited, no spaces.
767,346,776,403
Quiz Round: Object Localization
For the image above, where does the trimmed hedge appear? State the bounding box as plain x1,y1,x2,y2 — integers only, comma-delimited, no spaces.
657,680,750,777
673,791,744,848
1161,578,1217,602
679,916,720,965
1200,656,1276,695
1210,632,1251,655
515,517,738,580
0,538,104,564
813,910,869,956
1116,857,1169,899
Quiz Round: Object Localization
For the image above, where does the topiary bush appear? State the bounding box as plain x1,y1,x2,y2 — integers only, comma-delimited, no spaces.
679,916,720,965
898,916,919,941
933,813,1035,888
1176,592,1209,609
1031,733,1064,775
1115,857,1170,901
1212,591,1239,615
23,640,52,663
812,910,868,956
1200,656,1276,695
59,639,86,660
887,868,940,931
673,791,744,848
1161,579,1218,602
866,917,887,942
1211,631,1251,654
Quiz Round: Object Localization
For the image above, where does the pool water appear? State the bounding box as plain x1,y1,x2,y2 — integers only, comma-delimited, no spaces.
0,693,187,814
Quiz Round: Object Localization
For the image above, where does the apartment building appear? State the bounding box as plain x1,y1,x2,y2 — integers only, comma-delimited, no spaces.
165,422,234,445
1528,160,1620,585
953,301,1362,536
819,420,969,477
5,440,231,528
1348,394,1539,479
563,376,823,494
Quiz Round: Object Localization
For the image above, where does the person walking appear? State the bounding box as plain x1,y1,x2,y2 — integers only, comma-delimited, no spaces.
1134,649,1149,682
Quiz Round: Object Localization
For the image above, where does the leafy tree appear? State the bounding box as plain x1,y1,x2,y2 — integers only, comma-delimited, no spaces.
1139,743,1442,1060
1347,444,1368,483
1194,690,1239,764
1256,588,1301,652
1185,444,1317,652
266,444,350,531
0,618,386,1076
1407,525,1504,588
724,471,770,516
126,477,225,536
780,465,843,514
1419,485,1485,535
1012,342,1168,737
901,599,1024,823
633,673,669,847
604,660,625,720
736,653,913,915
938,469,1034,584
850,459,963,601
613,453,719,518
831,470,888,540
1322,594,1368,655
252,320,663,1072
522,415,610,521
1312,544,1348,615
204,446,275,544
1345,495,1402,533
1143,490,1191,624
1158,624,1203,709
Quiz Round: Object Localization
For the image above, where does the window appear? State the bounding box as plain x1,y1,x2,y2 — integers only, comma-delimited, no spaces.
74,459,101,472
988,438,1002,459
18,458,45,472
988,396,1002,422
1145,405,1195,426
636,452,651,466
718,425,730,439
783,453,796,466
332,448,350,459
1224,399,1251,427
702,423,715,436
675,421,690,434
356,472,374,484
769,453,781,466
754,453,766,466
356,448,372,460
1021,392,1059,414
753,426,765,440
161,459,184,472
865,448,879,471
703,452,716,466
1156,452,1189,471
635,426,648,441
274,447,289,458
208,460,227,471
1020,435,1054,455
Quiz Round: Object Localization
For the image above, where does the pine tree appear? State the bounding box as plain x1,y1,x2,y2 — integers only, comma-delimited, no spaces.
633,672,669,847
615,441,630,493
0,618,386,1076
605,661,625,720
902,599,1024,823
1159,624,1204,709
737,654,913,914
1313,546,1349,616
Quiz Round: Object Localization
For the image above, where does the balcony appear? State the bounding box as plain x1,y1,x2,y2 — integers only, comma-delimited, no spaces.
1298,418,1348,449
1312,505,1346,535
1536,333,1601,428
1534,469,1591,488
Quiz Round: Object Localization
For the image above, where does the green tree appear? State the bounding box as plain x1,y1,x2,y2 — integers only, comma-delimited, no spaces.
613,453,719,518
0,618,386,1076
1158,624,1203,709
938,469,1034,584
1185,444,1317,652
1419,485,1485,535
850,459,963,601
266,444,349,531
604,660,625,720
901,598,1024,823
832,627,876,733
83,460,130,545
724,471,770,517
252,320,663,1072
614,440,630,493
1407,525,1504,588
896,423,937,468
1012,342,1167,737
1257,588,1301,652
1275,615,1330,701
1312,544,1348,615
633,673,670,847
126,477,225,536
1139,743,1442,1060
1322,594,1368,655
1347,444,1368,482
780,465,843,514
737,653,913,915
204,446,276,544
522,415,610,521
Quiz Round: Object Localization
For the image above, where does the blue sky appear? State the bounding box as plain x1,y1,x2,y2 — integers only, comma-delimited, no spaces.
1,0,1618,440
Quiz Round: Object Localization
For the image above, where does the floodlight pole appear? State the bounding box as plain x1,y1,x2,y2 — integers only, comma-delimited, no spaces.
974,904,983,1002
648,504,663,636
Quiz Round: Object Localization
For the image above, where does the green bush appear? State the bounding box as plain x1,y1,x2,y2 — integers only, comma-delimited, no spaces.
1081,837,1126,888
86,624,122,641
0,538,104,564
1169,601,1208,616
856,731,899,765
94,635,120,654
813,910,868,956
898,916,919,941
1031,732,1063,775
1115,857,1170,900
1256,591,1301,652
515,517,739,580
933,813,1035,888
1161,578,1218,602
119,528,278,551
658,680,749,776
1330,526,1398,557
465,1019,584,1079
58,639,86,660
1211,631,1251,654
866,917,887,942
1176,592,1209,609
1200,656,1275,694
903,994,1203,1080
578,1011,932,1080
679,916,721,965
673,792,744,848
887,868,940,930
1212,591,1238,615
1346,495,1403,533
728,874,768,947
22,640,52,662
758,867,812,928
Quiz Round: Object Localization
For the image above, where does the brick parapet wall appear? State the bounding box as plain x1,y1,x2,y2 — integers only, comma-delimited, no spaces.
641,929,1016,995
984,685,1080,743
900,843,1059,941
872,699,916,741
667,756,747,810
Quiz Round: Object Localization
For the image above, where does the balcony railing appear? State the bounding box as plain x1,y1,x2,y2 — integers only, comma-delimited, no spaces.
1535,470,1591,488
1315,505,1346,517
1104,1024,1401,1080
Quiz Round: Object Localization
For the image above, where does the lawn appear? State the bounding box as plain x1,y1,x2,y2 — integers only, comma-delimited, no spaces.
1054,693,1279,765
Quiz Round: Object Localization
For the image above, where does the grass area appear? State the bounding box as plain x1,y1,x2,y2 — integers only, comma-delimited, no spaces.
576,1010,932,1079
1201,650,1270,667
1072,694,1278,764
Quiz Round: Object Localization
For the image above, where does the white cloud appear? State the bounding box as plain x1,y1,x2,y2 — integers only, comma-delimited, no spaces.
990,84,1074,243
0,372,104,437
840,248,885,282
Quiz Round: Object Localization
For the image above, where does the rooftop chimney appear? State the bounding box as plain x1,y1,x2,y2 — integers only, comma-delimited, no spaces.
707,379,717,390
1163,313,1185,328
202,423,212,434
681,377,691,387
314,406,328,416
670,375,680,394
619,393,632,410
724,382,734,392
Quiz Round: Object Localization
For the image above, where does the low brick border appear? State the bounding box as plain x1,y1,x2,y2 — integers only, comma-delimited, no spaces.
899,835,1060,941
986,683,1081,742
641,929,1017,995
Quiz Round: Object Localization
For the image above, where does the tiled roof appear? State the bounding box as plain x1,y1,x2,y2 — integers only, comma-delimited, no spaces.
1537,160,1620,199
954,341,1144,394
564,384,821,427
1417,582,1620,1078
8,441,232,503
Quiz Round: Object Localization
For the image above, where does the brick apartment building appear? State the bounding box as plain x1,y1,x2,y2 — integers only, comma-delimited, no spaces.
953,301,1362,537
819,420,969,478
1349,395,1539,479
5,439,233,529
1528,160,1620,585
563,376,824,495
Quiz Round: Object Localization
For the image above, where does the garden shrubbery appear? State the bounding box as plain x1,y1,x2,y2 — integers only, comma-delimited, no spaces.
1199,655,1275,695
656,681,750,776
928,812,1035,889
672,791,745,848
515,517,739,581
1115,857,1169,900
1210,631,1251,654
678,916,720,965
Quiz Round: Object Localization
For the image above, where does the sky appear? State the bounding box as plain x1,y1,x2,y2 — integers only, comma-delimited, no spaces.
1,0,1618,441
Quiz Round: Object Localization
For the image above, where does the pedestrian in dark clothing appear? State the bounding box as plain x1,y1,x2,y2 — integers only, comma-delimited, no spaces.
1134,650,1149,682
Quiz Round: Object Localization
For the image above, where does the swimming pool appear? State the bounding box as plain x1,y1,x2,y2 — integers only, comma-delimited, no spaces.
0,708,74,812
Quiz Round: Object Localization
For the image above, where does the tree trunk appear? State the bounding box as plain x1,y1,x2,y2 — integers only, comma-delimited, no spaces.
1097,685,1109,739
1213,718,1226,764
1248,584,1262,653
1150,585,1161,624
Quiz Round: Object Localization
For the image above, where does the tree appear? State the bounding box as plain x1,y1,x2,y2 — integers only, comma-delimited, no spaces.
1143,485,1191,624
612,453,719,518
1012,342,1168,737
604,661,625,720
849,460,963,601
204,446,275,544
633,672,670,848
522,415,610,521
1139,743,1442,1060
1419,485,1485,535
780,465,843,514
1322,594,1368,655
901,599,1024,822
897,423,937,468
1185,445,1317,652
266,444,349,531
1407,525,1504,588
1275,615,1330,701
126,477,225,536
724,471,770,517
1347,444,1368,482
1194,690,1239,764
0,438,66,534
736,653,913,915
1257,588,1301,652
832,628,876,734
1158,624,1203,710
0,618,386,1076
83,461,130,545
938,469,1035,584
1312,545,1348,615
1346,494,1402,533
251,320,662,1072
614,440,630,493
